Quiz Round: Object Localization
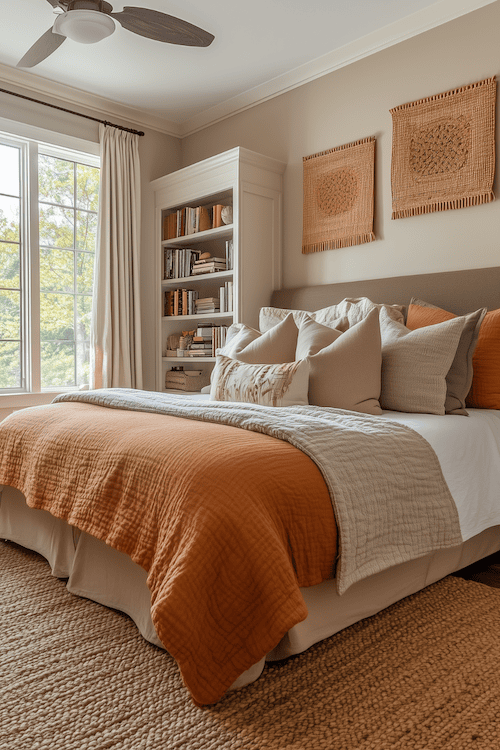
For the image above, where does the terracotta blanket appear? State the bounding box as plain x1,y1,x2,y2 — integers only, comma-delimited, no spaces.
0,389,463,705
0,400,336,706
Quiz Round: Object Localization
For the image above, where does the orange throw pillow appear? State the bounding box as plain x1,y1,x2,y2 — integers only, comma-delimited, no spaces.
466,308,500,409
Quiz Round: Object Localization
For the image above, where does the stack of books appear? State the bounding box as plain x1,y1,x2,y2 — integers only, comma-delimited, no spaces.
187,335,213,356
163,205,212,239
195,297,220,315
193,325,228,356
163,247,200,279
164,288,199,316
163,203,232,240
165,325,229,358
191,256,227,275
219,281,233,313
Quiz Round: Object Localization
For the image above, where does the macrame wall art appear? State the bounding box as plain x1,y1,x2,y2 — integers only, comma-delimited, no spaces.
302,136,376,253
390,77,496,219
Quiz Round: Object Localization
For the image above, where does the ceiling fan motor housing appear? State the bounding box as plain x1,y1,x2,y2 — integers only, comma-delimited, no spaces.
53,9,116,43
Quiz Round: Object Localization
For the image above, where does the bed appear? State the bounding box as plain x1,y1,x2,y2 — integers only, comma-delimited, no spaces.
1,266,500,706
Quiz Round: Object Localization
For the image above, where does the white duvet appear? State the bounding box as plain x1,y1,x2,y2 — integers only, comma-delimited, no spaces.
381,409,500,541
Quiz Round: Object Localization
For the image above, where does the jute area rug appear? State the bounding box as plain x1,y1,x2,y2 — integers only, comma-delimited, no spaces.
1,541,500,750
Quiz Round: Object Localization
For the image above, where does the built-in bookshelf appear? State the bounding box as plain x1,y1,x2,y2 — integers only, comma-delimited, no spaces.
151,147,285,393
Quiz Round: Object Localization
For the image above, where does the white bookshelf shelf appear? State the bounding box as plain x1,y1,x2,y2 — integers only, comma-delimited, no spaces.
162,356,216,363
161,311,233,322
161,224,233,247
161,270,233,287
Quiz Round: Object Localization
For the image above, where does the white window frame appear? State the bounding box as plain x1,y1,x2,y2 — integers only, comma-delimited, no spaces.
0,117,99,409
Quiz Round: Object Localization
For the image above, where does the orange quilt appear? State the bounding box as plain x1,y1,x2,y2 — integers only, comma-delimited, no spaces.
0,401,336,705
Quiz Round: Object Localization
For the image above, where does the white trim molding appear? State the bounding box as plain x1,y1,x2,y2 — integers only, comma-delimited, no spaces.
180,0,498,136
0,0,495,139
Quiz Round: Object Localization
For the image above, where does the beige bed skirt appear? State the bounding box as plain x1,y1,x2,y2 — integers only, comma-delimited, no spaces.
2,483,500,691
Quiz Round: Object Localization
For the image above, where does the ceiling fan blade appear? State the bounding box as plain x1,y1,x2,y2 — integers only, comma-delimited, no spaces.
17,27,67,68
110,6,214,47
45,0,62,7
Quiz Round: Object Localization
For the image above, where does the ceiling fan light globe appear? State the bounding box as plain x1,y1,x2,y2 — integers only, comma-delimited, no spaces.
53,10,116,44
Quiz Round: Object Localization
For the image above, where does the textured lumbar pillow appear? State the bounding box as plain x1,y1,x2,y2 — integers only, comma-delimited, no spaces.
406,298,486,415
210,355,309,407
236,312,299,364
379,308,465,414
305,307,383,415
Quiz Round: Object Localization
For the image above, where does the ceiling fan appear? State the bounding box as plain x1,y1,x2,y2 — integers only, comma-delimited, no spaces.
17,0,215,68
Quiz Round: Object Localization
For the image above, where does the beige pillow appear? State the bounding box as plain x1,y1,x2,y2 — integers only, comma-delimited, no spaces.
236,313,298,364
379,308,465,415
260,297,404,333
406,298,487,416
210,355,309,407
218,323,261,358
306,308,382,415
295,315,347,359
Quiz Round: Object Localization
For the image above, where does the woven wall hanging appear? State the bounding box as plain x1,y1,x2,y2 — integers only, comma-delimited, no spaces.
390,77,496,219
302,136,375,253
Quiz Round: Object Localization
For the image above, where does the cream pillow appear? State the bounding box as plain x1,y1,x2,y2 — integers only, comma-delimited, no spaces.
260,297,404,333
210,355,309,407
295,315,347,359
379,308,465,415
218,323,261,358
236,313,298,364
306,308,383,415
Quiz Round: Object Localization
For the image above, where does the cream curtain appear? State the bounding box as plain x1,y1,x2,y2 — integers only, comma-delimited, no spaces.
90,124,143,389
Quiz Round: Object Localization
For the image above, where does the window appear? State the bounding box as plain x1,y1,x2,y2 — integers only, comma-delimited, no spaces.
0,133,99,393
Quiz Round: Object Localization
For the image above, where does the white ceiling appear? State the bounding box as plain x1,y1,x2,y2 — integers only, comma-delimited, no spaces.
0,0,495,136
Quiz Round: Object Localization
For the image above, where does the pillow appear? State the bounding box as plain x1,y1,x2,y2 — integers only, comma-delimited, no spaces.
305,308,383,415
236,313,299,364
295,315,347,359
260,297,405,333
218,323,261,358
210,355,309,407
379,309,465,415
406,299,486,415
466,308,500,409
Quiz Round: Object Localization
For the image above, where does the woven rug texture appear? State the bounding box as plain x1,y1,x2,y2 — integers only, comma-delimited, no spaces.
1,540,500,750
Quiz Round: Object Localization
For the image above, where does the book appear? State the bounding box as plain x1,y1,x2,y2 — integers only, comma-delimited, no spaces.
225,239,234,270
199,206,212,232
193,256,226,265
191,263,227,275
163,213,177,240
212,204,223,228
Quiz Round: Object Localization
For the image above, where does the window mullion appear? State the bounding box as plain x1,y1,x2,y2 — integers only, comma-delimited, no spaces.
74,160,78,387
27,140,41,393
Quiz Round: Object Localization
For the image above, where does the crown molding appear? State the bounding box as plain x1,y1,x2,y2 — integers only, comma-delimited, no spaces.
179,0,497,136
0,0,495,140
0,62,183,138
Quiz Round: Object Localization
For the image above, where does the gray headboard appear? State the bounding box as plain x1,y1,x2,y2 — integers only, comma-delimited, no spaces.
270,266,500,317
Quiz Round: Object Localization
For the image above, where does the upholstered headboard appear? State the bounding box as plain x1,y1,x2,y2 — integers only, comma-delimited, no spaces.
270,266,500,317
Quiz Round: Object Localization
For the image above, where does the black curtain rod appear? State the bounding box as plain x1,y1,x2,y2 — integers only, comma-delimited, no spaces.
0,86,145,137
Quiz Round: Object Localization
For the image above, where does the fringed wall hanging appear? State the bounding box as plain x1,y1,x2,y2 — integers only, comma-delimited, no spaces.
390,77,496,220
302,136,375,254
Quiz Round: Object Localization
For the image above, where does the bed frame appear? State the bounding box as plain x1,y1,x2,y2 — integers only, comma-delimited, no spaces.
2,265,500,692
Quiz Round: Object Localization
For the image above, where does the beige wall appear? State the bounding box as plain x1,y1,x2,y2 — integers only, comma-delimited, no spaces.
0,85,181,398
181,2,500,291
1,1,499,407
